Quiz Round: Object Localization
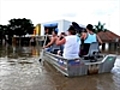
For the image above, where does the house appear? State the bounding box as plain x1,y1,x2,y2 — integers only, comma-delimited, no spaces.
97,30,120,52
97,30,120,42
40,19,85,35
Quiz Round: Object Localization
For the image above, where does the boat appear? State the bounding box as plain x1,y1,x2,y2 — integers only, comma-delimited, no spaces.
41,42,117,77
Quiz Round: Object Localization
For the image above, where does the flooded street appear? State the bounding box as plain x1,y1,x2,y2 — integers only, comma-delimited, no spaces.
0,46,120,90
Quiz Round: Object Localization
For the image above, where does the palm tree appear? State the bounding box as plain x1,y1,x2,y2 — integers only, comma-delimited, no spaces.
94,21,107,33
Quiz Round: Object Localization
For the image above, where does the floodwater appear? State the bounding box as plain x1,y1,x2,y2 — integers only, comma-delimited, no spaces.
0,46,120,90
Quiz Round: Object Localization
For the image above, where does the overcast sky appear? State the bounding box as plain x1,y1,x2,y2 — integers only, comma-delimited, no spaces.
0,0,120,35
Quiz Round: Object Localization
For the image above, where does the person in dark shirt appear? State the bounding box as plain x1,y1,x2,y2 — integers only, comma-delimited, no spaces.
80,24,102,55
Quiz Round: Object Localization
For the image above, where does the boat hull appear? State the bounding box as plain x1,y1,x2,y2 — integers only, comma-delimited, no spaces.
42,51,116,77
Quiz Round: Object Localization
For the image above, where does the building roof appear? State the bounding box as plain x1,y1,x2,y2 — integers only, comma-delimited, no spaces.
97,30,120,43
41,19,85,27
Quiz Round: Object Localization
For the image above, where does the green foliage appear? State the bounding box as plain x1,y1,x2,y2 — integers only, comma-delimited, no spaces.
0,24,13,44
0,25,9,38
94,21,108,33
8,18,34,36
0,18,34,45
0,18,34,36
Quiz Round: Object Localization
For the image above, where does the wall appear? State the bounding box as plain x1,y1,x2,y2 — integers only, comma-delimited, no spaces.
40,19,72,35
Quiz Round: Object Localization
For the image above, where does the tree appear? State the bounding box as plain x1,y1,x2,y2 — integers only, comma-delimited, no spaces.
0,25,3,44
0,25,13,45
94,21,107,33
8,18,34,46
0,25,8,36
8,18,34,36
0,25,4,38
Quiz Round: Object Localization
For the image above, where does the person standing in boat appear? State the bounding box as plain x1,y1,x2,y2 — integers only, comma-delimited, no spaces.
43,28,51,46
43,28,60,54
80,24,102,55
56,25,81,59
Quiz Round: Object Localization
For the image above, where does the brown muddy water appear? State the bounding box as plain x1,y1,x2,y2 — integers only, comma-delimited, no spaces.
0,46,120,90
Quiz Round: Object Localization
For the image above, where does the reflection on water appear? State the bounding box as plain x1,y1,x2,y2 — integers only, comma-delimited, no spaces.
0,46,120,90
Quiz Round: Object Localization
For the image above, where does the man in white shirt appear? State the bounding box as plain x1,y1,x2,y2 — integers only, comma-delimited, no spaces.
56,25,81,59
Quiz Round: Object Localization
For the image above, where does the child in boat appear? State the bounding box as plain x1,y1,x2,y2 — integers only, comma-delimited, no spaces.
42,28,60,54
56,25,81,59
80,24,102,55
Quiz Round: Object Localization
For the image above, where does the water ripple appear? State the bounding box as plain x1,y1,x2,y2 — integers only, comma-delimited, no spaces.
0,46,120,90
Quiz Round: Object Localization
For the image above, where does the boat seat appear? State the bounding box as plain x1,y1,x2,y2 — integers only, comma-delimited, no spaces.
82,42,101,61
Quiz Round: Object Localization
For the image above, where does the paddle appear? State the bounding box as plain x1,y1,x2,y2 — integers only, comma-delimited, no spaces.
72,22,85,33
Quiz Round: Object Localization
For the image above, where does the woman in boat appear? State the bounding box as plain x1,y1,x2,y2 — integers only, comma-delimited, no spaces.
57,31,67,55
43,28,60,54
80,24,102,55
56,25,81,59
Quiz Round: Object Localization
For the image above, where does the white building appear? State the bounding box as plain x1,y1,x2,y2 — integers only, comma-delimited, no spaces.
40,19,85,35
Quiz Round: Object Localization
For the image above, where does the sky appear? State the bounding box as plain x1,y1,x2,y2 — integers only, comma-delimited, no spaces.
0,0,120,35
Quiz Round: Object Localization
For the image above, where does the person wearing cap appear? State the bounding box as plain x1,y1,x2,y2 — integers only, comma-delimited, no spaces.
43,28,60,54
56,25,81,59
80,24,102,55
